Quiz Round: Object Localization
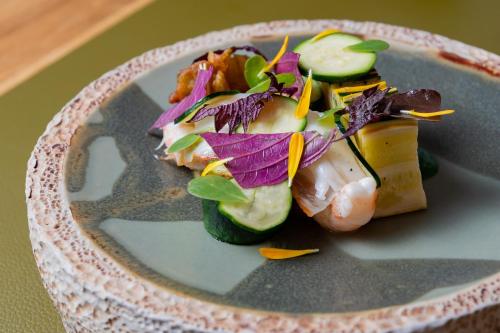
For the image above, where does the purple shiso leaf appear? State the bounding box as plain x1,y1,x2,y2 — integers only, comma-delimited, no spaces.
189,72,289,134
190,92,274,133
148,65,213,133
341,86,390,139
340,87,444,138
387,89,441,112
200,130,336,188
275,51,304,98
192,45,268,63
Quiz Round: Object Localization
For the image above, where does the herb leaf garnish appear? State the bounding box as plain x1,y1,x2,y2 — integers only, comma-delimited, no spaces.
166,134,200,153
346,40,390,53
246,73,295,93
244,55,268,87
200,130,335,188
189,73,296,133
187,175,249,203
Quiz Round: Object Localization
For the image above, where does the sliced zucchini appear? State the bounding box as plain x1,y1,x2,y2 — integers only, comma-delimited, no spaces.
218,181,292,233
351,117,427,218
202,199,272,245
418,147,439,180
246,96,307,133
334,114,381,187
174,90,241,124
294,33,377,83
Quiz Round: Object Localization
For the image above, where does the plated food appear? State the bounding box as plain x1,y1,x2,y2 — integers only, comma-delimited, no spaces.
26,20,500,332
149,30,453,248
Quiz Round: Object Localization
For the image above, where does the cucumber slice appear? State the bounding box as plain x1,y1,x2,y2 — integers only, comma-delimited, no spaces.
174,90,241,124
418,147,439,180
218,181,292,233
334,114,381,188
247,96,307,133
202,199,273,245
295,33,377,83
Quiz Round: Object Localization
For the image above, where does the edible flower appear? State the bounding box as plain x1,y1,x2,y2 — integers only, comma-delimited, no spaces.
334,81,387,94
287,132,305,187
312,29,340,42
400,109,455,118
295,69,313,119
259,247,319,260
201,157,234,177
258,35,289,77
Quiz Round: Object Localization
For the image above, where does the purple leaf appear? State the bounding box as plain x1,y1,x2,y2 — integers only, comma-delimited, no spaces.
200,130,336,188
340,87,444,138
149,66,213,132
387,89,441,112
188,73,290,134
342,86,390,138
192,46,268,63
275,51,304,98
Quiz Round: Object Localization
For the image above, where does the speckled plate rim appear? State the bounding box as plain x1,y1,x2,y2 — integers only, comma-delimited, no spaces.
26,20,500,332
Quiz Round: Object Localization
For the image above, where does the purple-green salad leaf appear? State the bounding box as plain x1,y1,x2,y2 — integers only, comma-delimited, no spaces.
275,51,303,98
386,89,441,112
341,86,391,138
200,130,336,188
192,45,268,63
340,87,444,138
149,65,213,133
188,73,296,133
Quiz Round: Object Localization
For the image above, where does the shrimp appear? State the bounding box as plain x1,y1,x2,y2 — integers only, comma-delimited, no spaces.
292,112,378,232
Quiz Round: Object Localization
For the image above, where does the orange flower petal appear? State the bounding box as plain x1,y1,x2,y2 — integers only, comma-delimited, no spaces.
400,109,455,118
259,35,289,76
312,29,340,42
287,132,304,187
334,81,387,94
259,247,319,260
201,157,233,176
295,69,312,119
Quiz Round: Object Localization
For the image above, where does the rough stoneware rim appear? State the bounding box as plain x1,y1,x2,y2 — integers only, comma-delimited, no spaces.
26,20,500,332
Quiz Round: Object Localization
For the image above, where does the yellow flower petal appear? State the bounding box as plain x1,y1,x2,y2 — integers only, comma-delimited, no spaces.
341,92,362,103
400,109,455,118
312,29,340,42
295,69,313,119
259,35,289,77
334,81,387,94
288,132,304,187
259,247,319,260
201,157,233,177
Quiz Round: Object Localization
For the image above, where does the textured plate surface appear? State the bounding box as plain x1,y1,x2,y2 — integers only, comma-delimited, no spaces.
27,20,500,332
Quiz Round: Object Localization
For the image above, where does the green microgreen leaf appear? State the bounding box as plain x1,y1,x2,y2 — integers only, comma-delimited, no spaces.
244,55,268,87
345,40,390,53
187,175,249,203
318,107,344,127
166,134,200,153
246,73,296,93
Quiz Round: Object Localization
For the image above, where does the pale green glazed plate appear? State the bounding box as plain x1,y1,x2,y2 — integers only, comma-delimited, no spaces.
27,20,500,332
65,36,500,313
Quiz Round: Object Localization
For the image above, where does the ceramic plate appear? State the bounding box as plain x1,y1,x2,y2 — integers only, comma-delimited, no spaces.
27,20,500,332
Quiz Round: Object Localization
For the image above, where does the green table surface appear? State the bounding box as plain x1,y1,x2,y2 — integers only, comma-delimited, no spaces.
1,1,499,331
